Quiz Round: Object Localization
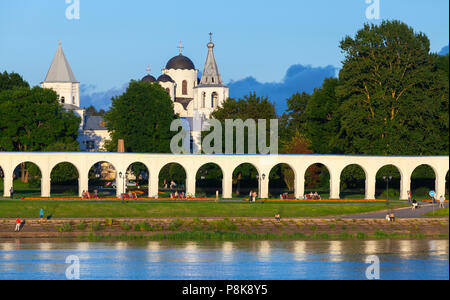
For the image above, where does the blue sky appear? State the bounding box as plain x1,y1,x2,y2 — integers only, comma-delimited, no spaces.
0,0,448,113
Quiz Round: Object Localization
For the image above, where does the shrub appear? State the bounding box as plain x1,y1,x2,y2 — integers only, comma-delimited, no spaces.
76,222,87,231
120,222,131,231
168,219,184,231
105,218,114,227
90,222,102,232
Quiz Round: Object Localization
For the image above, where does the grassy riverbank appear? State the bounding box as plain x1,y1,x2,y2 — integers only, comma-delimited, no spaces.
79,231,448,242
2,217,447,241
0,200,408,218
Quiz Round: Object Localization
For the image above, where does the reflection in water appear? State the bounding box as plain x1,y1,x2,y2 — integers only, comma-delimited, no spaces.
0,239,448,280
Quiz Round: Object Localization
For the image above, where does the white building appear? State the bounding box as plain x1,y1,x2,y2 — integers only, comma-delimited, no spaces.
41,41,109,152
42,34,229,152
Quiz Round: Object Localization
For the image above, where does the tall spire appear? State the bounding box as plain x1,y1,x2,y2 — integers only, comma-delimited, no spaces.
44,41,78,83
200,33,222,85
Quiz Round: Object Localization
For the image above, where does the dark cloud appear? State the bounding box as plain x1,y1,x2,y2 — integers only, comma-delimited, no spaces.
80,64,336,114
439,45,449,56
227,64,337,114
80,83,128,110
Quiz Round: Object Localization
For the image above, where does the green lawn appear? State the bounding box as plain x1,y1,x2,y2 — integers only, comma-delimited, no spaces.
424,208,449,217
0,200,407,219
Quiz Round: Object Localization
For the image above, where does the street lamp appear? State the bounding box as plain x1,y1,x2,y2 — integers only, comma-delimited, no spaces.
119,172,126,203
383,175,393,205
257,174,266,199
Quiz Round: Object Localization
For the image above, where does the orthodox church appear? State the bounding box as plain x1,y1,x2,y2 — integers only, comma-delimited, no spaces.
41,34,229,152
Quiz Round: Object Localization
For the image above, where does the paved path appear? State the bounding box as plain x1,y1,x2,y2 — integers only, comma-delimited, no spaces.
343,203,448,219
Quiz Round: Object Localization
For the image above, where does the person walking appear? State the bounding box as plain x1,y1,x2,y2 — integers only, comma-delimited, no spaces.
15,217,21,232
10,187,14,199
40,208,44,219
439,195,445,209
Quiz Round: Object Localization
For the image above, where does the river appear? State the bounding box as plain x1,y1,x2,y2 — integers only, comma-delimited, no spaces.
0,239,448,280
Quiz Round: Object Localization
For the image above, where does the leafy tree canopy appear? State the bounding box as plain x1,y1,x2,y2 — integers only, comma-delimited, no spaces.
104,80,177,153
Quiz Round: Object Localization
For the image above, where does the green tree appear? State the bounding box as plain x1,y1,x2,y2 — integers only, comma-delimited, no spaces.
335,20,449,155
279,92,311,142
210,93,277,154
0,71,29,92
305,78,341,154
104,80,177,153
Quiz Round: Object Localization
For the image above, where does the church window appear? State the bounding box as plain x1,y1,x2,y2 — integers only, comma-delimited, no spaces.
73,96,75,104
211,92,218,108
202,92,206,108
212,77,215,83
61,96,65,104
182,80,188,95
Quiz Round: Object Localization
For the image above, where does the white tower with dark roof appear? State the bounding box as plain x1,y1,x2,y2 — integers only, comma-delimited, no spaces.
41,41,80,108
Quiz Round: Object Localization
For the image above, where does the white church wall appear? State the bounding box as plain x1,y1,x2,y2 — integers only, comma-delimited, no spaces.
163,69,198,99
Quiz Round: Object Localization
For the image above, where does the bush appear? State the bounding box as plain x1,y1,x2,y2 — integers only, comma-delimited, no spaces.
120,222,131,231
168,219,184,231
90,222,102,232
379,188,399,199
76,222,87,231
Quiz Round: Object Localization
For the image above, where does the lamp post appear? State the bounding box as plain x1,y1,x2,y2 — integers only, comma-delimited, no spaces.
119,172,126,203
257,174,266,200
383,175,393,206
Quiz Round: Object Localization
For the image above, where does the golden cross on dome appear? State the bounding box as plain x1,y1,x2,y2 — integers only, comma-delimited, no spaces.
177,41,184,55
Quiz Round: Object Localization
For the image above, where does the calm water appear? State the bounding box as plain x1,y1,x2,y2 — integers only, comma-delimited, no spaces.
0,239,448,280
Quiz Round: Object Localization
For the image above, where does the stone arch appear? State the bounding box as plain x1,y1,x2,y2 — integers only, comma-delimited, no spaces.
12,161,42,198
304,163,331,199
446,170,450,200
88,161,117,198
50,161,79,197
158,162,187,198
375,164,402,200
268,163,296,198
0,165,4,196
196,163,224,198
339,164,367,199
410,164,438,200
121,161,150,196
232,163,260,198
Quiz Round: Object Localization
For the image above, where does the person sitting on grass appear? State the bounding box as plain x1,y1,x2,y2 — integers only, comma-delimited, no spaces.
389,213,395,222
412,199,419,210
275,213,281,222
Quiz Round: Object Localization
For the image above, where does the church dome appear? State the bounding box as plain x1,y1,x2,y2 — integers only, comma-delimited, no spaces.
157,74,175,83
141,75,156,83
166,54,196,70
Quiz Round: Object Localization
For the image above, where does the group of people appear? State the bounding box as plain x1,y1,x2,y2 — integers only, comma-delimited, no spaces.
249,190,258,202
385,212,396,222
81,190,98,199
306,192,321,200
14,208,45,232
171,191,187,199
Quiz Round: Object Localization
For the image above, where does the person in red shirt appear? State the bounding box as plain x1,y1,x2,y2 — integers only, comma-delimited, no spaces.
15,218,21,232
